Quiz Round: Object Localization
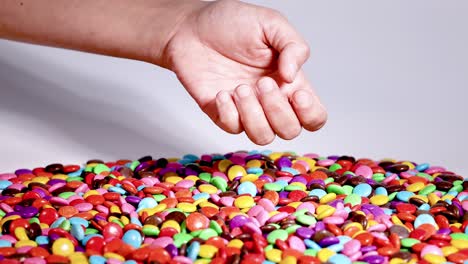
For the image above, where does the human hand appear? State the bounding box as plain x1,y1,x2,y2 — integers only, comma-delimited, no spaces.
160,0,328,145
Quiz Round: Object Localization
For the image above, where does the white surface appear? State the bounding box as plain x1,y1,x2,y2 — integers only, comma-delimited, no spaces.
1,0,467,175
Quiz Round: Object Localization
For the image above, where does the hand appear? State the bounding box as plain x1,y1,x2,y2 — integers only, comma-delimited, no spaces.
161,0,327,145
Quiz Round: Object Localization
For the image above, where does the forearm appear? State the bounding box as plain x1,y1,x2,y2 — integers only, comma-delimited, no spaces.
0,0,200,66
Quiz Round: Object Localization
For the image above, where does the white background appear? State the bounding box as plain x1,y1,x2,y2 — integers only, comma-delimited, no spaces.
1,1,467,175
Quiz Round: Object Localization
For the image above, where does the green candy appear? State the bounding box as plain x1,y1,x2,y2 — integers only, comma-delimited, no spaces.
29,217,40,225
267,229,288,244
174,233,193,247
454,180,463,186
449,185,463,193
419,184,436,195
263,183,283,191
344,171,355,176
199,172,212,182
304,249,318,256
324,178,334,184
142,225,160,236
59,220,71,231
451,233,468,240
209,220,222,234
344,193,362,206
372,173,385,182
129,160,140,171
66,177,83,182
296,214,317,226
85,228,99,235
286,224,300,234
401,238,420,247
342,185,353,195
327,184,345,195
388,192,398,201
0,210,6,217
58,192,76,199
284,185,303,191
267,223,280,230
198,228,218,240
416,172,433,180
264,245,274,251
190,230,203,237
180,221,187,233
93,163,110,174
111,219,124,228
329,163,342,172
293,209,308,216
153,194,167,202
211,177,228,192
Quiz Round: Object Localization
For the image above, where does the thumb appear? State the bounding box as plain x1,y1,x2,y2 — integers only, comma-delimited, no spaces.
262,12,310,83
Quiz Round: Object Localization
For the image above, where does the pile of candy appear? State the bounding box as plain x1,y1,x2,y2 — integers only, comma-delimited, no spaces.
0,151,467,264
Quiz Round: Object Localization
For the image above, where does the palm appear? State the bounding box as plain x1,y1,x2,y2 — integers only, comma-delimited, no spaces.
163,0,326,144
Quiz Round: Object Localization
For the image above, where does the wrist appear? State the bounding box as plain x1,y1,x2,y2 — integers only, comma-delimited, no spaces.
144,0,206,69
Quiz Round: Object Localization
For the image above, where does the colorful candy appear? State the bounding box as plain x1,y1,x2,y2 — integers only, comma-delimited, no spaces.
0,150,467,264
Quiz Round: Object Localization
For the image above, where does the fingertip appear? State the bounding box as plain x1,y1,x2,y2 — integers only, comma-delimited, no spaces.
292,89,313,109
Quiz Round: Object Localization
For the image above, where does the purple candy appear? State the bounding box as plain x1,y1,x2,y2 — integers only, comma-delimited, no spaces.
20,206,39,218
48,179,66,185
165,244,178,257
437,228,451,235
328,199,344,207
245,154,262,161
295,227,315,239
361,245,377,253
362,255,385,264
279,191,289,199
230,215,249,229
315,222,325,231
158,167,177,176
276,157,292,169
318,236,339,247
290,176,307,185
126,196,142,204
135,162,151,173
15,169,32,175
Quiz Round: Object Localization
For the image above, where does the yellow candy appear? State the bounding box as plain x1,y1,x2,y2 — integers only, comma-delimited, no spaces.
121,216,130,225
199,201,219,209
193,198,208,206
185,175,199,182
228,165,247,181
296,157,316,169
165,176,183,184
194,260,211,264
288,182,306,191
280,256,297,264
240,174,259,183
218,159,233,173
317,248,335,262
423,254,446,264
138,203,167,216
320,193,336,204
401,161,415,169
14,227,29,241
316,205,336,220
234,196,255,209
441,246,458,256
198,184,218,194
52,238,75,256
228,212,246,219
406,182,425,192
391,215,404,225
451,223,462,228
70,252,89,264
389,258,406,264
161,220,181,232
51,174,68,180
31,176,49,184
451,239,468,249
15,240,37,248
370,194,389,206
110,206,122,214
83,190,100,199
441,194,455,201
199,244,218,259
343,222,363,231
104,252,125,261
246,160,262,168
428,193,441,206
412,195,428,203
269,152,284,160
168,157,179,162
266,248,282,263
227,239,243,249
0,215,20,229
177,202,197,213
288,202,302,208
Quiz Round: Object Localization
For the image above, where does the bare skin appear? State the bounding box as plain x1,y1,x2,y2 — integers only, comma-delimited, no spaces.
0,0,327,145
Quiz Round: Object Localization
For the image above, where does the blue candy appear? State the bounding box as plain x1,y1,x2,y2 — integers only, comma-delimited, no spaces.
375,186,388,196
187,241,200,261
122,229,142,248
0,240,12,247
414,213,436,228
237,181,257,197
71,224,85,241
396,191,414,202
89,255,107,264
0,180,12,190
353,183,372,197
329,254,352,264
